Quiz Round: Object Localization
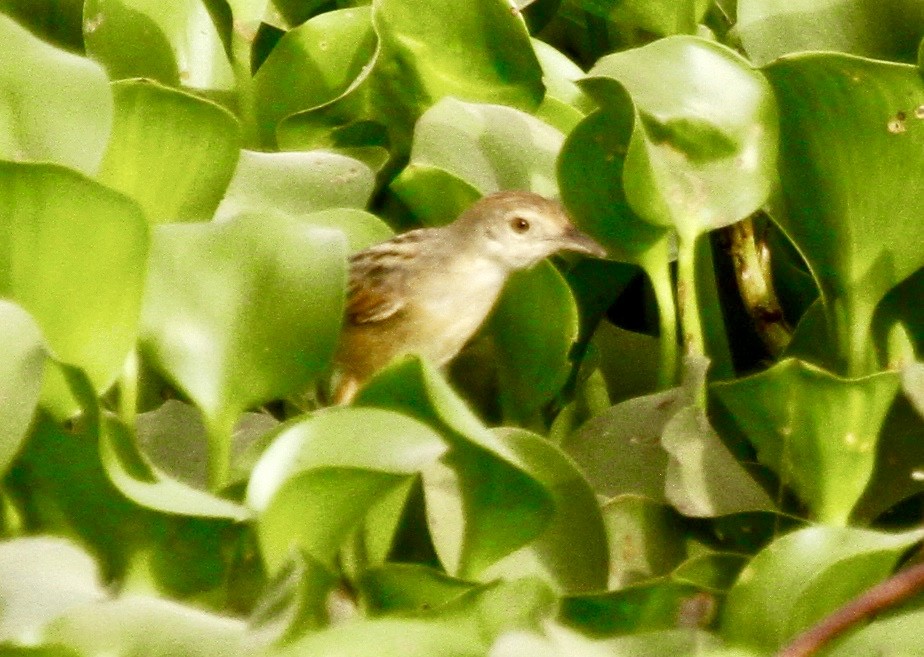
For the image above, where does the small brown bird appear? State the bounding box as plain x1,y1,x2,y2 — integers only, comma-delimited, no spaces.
333,190,607,404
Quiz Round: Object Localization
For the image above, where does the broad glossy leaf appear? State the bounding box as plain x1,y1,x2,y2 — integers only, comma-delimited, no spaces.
764,55,924,375
0,301,44,477
252,7,376,147
737,0,924,66
601,495,687,589
248,550,338,646
372,0,544,114
0,162,148,405
713,359,900,525
852,394,924,522
823,608,924,657
361,564,476,614
482,428,608,593
140,212,346,431
0,0,85,51
490,263,580,423
356,358,555,579
215,150,375,221
672,553,748,593
721,525,924,652
45,595,252,657
391,98,565,212
297,208,394,253
562,386,684,501
247,407,448,571
388,167,482,227
84,0,234,89
0,537,105,643
7,412,158,578
583,36,779,238
560,581,711,637
0,13,111,175
100,414,251,520
268,616,484,657
98,80,241,224
662,406,776,518
135,399,278,489
281,0,547,156
559,101,670,265
577,0,710,36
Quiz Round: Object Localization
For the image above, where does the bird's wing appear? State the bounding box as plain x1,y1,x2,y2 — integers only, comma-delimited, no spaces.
345,238,416,324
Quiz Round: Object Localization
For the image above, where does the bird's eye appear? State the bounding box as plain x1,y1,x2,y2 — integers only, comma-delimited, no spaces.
510,217,531,233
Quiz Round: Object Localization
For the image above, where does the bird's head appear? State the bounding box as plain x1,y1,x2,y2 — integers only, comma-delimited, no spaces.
453,191,607,270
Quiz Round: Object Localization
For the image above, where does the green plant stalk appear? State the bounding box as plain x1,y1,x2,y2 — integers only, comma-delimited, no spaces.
204,412,236,492
230,26,259,148
676,232,706,361
829,294,876,378
117,349,140,427
642,241,679,389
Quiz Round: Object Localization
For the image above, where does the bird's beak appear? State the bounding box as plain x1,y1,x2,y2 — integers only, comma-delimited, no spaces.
559,226,608,259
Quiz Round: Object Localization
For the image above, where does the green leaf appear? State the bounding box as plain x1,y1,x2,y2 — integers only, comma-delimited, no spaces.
583,36,779,238
490,263,580,423
0,13,112,175
100,414,251,520
141,213,345,421
0,162,149,409
215,150,375,221
737,0,924,66
0,0,85,52
0,301,44,478
672,552,748,593
391,98,565,210
7,412,158,579
560,581,710,637
600,495,687,588
720,525,924,653
562,385,687,501
98,79,242,224
247,407,448,571
248,550,338,646
763,54,924,376
267,616,484,657
0,537,105,643
252,7,376,147
712,359,900,525
139,213,346,487
298,208,395,253
559,102,670,265
483,428,609,593
281,0,547,157
578,0,710,36
135,400,278,490
84,0,234,89
662,406,777,517
388,167,482,227
356,358,555,579
45,595,253,657
852,394,924,522
361,564,476,614
823,608,924,657
372,0,544,114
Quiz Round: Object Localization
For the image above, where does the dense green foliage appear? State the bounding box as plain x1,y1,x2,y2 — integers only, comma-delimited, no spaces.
1,1,923,655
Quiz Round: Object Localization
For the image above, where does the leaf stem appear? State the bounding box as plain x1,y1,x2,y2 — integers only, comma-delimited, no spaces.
830,295,875,378
677,232,706,360
643,241,679,388
117,350,140,427
205,413,235,492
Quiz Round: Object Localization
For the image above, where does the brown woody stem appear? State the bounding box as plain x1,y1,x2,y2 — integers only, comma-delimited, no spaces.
727,216,792,357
